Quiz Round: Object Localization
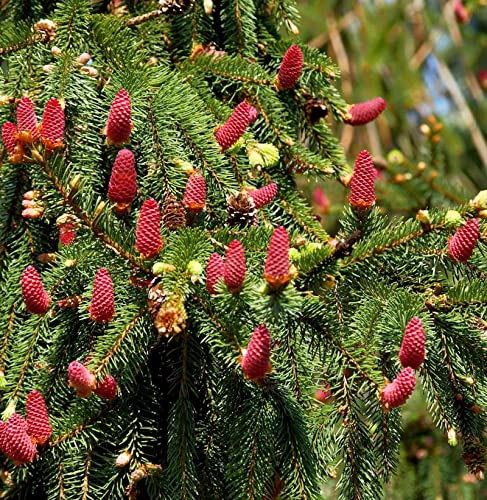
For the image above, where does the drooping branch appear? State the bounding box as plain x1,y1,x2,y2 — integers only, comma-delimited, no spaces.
125,0,196,28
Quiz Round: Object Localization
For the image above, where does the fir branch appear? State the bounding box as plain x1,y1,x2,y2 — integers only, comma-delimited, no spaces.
125,0,196,28
0,302,16,368
82,445,92,500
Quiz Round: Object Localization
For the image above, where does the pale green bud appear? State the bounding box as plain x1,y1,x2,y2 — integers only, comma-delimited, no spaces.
187,260,203,276
255,143,280,167
447,428,457,447
387,149,405,164
445,210,462,227
248,149,265,167
288,248,300,262
472,190,487,210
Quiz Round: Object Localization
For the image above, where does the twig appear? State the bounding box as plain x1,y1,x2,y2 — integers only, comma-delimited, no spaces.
125,0,195,28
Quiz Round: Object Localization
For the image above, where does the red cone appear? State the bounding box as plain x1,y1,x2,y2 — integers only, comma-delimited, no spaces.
104,89,132,146
16,97,40,144
348,150,376,210
381,367,416,409
59,219,77,246
108,149,137,214
135,198,163,258
241,324,272,380
264,226,290,289
2,122,19,154
315,382,331,403
448,218,479,263
183,171,206,212
68,361,96,397
247,183,278,209
206,252,224,295
345,97,386,126
21,266,51,315
3,413,37,465
89,268,115,323
454,0,469,24
247,105,258,123
0,421,6,455
215,101,253,151
224,240,246,293
399,317,426,370
26,390,52,446
94,375,118,400
276,45,303,91
40,98,64,151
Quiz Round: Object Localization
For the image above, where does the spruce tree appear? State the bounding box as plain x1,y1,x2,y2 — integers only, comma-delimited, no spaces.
0,1,485,498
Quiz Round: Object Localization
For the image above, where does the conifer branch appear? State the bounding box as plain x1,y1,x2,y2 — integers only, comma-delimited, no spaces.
125,0,196,28
58,462,65,499
93,307,147,375
82,445,92,500
1,304,17,368
0,29,51,56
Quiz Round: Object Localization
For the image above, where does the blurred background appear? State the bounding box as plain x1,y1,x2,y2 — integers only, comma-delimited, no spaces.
299,1,487,497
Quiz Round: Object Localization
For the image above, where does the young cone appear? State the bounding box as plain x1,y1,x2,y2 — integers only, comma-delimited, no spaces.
224,240,246,293
3,413,37,466
381,367,416,409
26,390,52,446
89,268,115,323
21,266,51,315
241,324,272,380
0,421,6,455
68,361,96,397
104,89,132,146
2,122,19,155
40,98,64,151
206,252,224,295
57,215,78,246
454,0,469,24
276,45,303,91
344,97,386,126
135,198,163,258
183,171,206,212
16,96,40,144
264,226,290,289
94,375,118,400
108,149,137,214
348,150,376,210
215,101,253,151
399,317,426,370
448,218,479,263
247,183,278,209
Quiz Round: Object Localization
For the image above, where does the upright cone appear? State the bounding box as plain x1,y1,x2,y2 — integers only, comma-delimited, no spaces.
247,183,278,209
215,102,253,151
448,218,479,263
21,266,51,315
40,98,64,151
264,226,290,289
135,198,163,258
2,122,19,154
224,240,246,293
241,324,272,380
206,252,224,295
399,317,426,370
94,375,118,400
183,171,206,212
89,268,115,323
26,390,52,446
381,367,416,409
3,413,37,465
108,149,137,214
348,150,376,210
68,361,96,397
276,45,303,91
104,89,132,146
344,97,386,126
16,97,40,144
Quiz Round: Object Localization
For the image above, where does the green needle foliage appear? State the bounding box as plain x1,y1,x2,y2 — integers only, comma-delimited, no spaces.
0,0,485,498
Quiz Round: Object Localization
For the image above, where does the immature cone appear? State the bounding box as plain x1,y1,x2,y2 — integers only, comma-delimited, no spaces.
399,317,426,370
182,171,206,212
57,214,78,246
344,97,386,126
224,240,246,293
153,295,187,336
247,183,278,209
348,150,376,210
135,198,163,258
381,367,416,409
276,45,303,91
94,375,118,400
2,122,19,155
162,194,186,230
264,226,290,289
206,252,224,295
26,390,52,446
448,218,479,263
89,268,115,323
241,324,272,380
16,97,40,144
21,265,51,315
3,413,37,465
68,361,96,397
313,187,330,214
104,89,132,146
315,382,331,403
40,98,64,150
215,101,253,151
226,190,257,228
108,149,137,214
454,0,469,24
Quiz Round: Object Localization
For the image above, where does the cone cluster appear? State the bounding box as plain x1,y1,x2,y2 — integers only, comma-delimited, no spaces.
241,324,272,380
344,97,386,126
108,149,137,214
0,390,51,466
448,218,479,263
264,226,290,290
104,89,132,146
89,268,115,323
276,45,303,91
183,171,206,212
21,265,51,315
348,150,376,210
135,198,163,258
215,101,256,151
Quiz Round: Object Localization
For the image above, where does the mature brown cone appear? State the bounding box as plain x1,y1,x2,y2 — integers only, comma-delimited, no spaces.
241,324,272,380
162,193,186,230
26,390,52,446
226,190,257,228
381,367,416,409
